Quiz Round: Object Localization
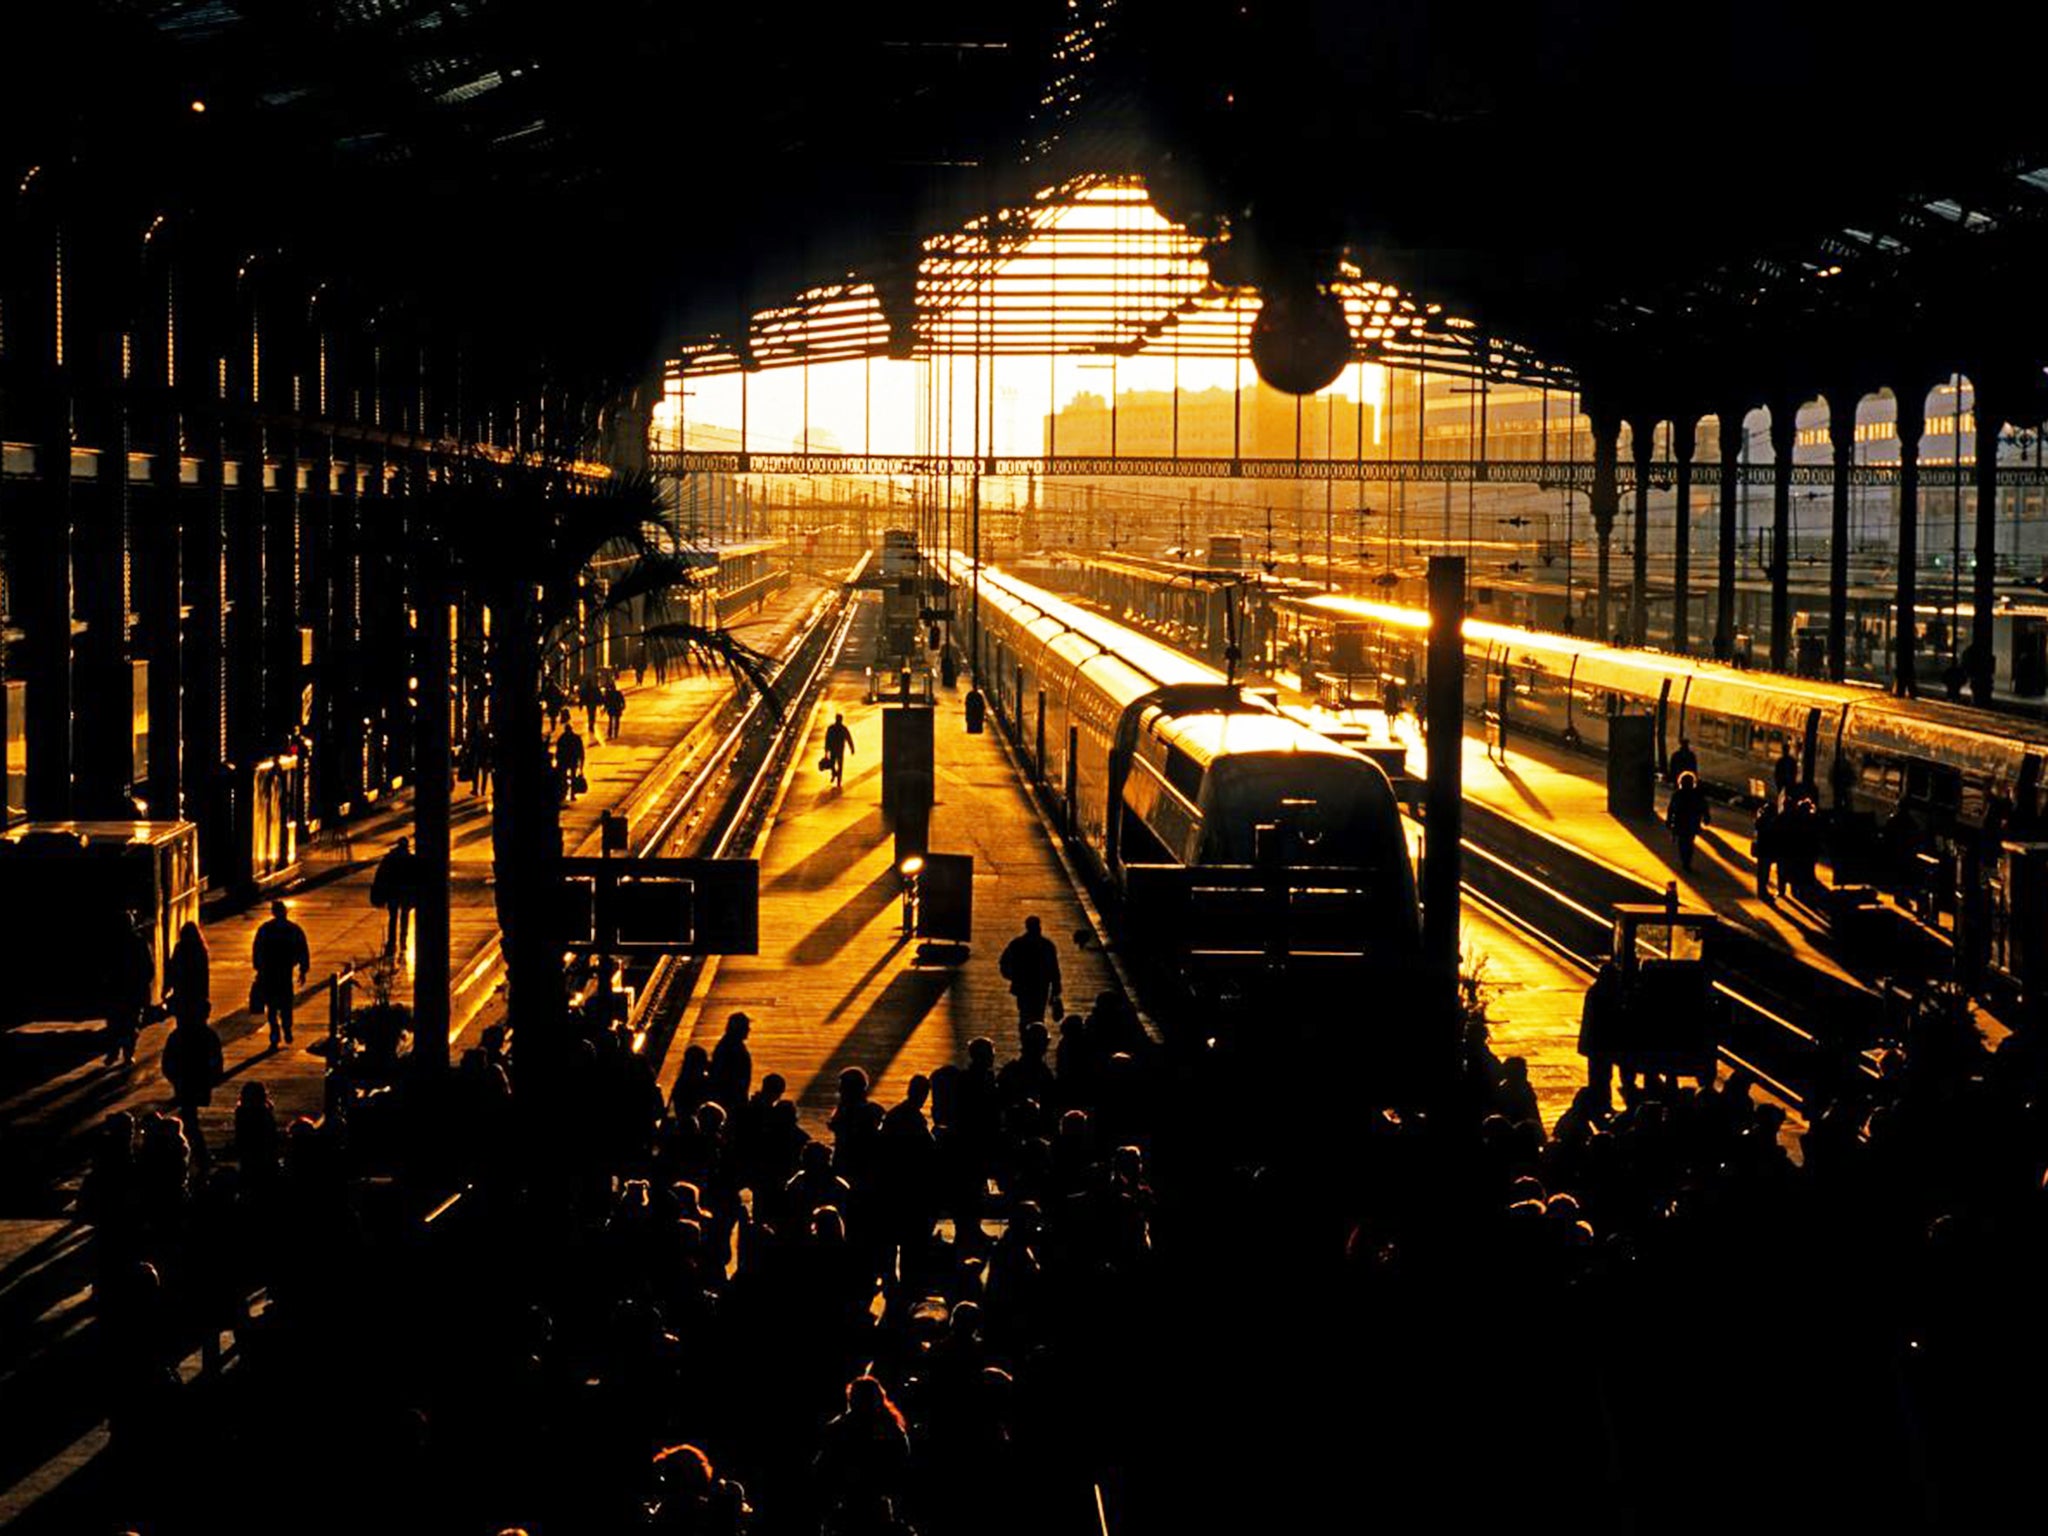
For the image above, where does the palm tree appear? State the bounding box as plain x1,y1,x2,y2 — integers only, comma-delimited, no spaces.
438,457,774,1046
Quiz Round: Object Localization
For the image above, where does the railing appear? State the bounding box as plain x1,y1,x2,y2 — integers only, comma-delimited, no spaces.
322,964,357,1116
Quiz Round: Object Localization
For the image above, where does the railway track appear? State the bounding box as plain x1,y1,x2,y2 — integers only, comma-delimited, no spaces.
615,569,864,1062
1050,576,1875,1109
1455,840,1852,1111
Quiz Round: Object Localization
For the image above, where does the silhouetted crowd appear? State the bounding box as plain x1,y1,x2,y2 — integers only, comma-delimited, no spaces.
71,960,2048,1534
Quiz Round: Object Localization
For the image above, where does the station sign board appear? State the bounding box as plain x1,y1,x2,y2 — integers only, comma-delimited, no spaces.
557,856,758,955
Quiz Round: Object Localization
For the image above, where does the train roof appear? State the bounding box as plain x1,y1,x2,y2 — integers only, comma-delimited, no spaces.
1148,709,1365,766
1286,590,2048,750
0,821,197,849
963,556,1223,690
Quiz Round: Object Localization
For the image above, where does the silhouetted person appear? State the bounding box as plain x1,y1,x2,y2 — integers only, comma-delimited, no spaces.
1578,957,1623,1100
1942,655,1967,702
161,1002,223,1171
465,720,493,797
649,1441,718,1533
557,721,587,801
813,1375,912,1512
709,1012,753,1113
1752,797,1780,901
251,898,310,1048
1773,742,1798,797
164,920,210,1035
233,1081,282,1183
1666,771,1709,872
964,687,987,735
604,679,626,739
998,915,1061,1026
104,917,155,1068
824,713,855,788
1668,735,1698,785
1830,749,1856,811
371,837,419,958
1779,793,1821,899
580,674,603,737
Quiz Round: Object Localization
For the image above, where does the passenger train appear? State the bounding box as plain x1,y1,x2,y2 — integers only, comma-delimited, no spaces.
1272,591,2048,832
942,554,1419,962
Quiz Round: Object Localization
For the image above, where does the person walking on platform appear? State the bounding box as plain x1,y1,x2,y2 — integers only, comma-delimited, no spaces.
604,679,627,740
998,915,1062,1027
164,921,210,1036
464,720,493,798
372,837,420,959
1752,796,1780,902
1666,771,1710,873
160,922,220,1168
104,916,156,1068
557,721,587,803
824,713,855,789
250,899,311,1049
1668,735,1698,786
1779,793,1821,901
1773,741,1799,798
580,675,603,739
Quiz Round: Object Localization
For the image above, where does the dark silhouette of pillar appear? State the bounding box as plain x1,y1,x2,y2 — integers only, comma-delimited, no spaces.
1827,388,1858,682
267,428,302,744
183,419,227,861
1769,399,1797,671
74,384,133,816
224,413,264,883
1715,402,1743,660
1629,416,1656,645
140,407,184,821
304,428,335,819
1423,556,1464,984
1672,416,1695,653
14,256,74,819
1588,407,1620,644
413,518,451,1069
1969,370,2005,705
1895,387,1925,696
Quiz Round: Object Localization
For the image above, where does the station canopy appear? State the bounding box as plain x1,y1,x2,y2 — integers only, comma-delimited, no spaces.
17,2,2048,404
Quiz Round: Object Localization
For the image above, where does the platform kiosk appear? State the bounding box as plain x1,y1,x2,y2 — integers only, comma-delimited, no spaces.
0,821,201,1023
1608,901,1723,1084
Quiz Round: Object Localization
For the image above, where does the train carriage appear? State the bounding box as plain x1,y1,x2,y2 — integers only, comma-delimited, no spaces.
949,556,1419,967
1268,583,2048,836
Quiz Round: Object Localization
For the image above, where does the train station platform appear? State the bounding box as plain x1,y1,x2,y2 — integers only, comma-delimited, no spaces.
0,578,827,1213
671,592,1119,1132
1434,721,1886,996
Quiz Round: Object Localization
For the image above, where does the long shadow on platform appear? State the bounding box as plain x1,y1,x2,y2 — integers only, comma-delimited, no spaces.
788,866,903,968
768,809,886,892
800,964,955,1109
1493,761,1553,819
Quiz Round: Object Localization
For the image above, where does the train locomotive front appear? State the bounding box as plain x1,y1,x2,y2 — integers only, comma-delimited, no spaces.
953,556,1420,973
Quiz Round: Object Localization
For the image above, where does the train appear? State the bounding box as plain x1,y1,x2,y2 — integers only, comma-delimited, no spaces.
1269,591,2048,833
1044,549,2048,836
878,528,919,580
940,553,1419,966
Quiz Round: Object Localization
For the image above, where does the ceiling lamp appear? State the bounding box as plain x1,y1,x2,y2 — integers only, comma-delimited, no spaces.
1251,281,1351,395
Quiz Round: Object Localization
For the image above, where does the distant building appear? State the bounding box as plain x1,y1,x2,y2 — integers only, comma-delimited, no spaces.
1045,382,1374,461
